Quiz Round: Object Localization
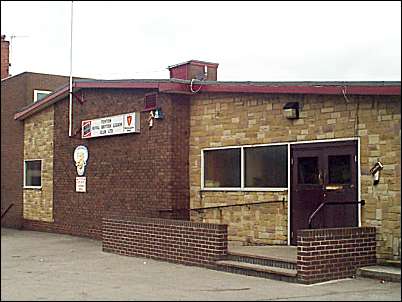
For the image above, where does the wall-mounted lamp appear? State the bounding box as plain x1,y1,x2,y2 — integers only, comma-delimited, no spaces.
147,107,164,128
154,108,164,119
283,102,299,119
370,161,384,185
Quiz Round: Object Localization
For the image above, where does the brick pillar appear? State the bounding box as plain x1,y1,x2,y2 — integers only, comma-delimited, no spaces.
297,227,377,284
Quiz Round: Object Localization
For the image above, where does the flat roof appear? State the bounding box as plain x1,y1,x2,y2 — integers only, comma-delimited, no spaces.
13,79,401,121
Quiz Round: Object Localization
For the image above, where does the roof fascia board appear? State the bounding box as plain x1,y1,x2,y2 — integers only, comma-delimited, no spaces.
14,81,162,120
199,84,401,95
74,81,160,89
14,81,400,121
14,85,70,120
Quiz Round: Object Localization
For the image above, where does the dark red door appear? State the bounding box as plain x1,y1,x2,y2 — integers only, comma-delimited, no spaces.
290,141,358,245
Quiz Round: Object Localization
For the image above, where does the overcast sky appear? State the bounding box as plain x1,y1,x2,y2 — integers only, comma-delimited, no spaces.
1,1,401,81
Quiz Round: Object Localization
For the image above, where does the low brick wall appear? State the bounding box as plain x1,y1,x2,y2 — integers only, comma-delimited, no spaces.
22,219,102,240
297,227,376,284
102,216,228,268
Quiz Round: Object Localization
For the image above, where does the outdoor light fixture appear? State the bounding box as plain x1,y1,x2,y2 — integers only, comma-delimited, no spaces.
370,161,384,185
283,102,299,119
154,108,164,119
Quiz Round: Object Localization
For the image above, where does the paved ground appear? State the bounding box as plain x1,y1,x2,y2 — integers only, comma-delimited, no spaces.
1,228,401,301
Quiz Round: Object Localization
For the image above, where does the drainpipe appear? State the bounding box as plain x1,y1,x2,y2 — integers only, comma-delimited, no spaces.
68,1,74,137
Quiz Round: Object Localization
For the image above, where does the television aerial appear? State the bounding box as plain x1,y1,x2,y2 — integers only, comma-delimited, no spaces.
8,34,29,75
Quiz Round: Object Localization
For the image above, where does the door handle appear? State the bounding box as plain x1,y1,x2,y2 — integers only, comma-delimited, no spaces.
318,170,323,185
325,185,343,191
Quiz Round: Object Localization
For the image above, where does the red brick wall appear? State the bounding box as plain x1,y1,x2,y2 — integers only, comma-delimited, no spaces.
169,64,187,80
1,73,70,229
170,95,190,219
22,219,101,239
22,89,190,239
297,227,376,284
1,35,10,79
103,216,228,268
1,76,25,229
169,61,218,81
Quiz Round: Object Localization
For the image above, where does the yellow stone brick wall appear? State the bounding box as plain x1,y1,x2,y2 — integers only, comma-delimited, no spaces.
23,106,54,222
358,96,401,261
189,93,400,261
191,191,288,245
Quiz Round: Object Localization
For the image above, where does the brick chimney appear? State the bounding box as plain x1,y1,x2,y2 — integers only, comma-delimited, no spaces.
1,35,10,79
168,60,219,81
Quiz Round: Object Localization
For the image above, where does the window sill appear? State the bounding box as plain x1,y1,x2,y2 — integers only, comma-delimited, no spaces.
23,186,42,190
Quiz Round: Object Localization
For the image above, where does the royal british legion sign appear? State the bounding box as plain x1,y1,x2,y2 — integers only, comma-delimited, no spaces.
81,112,140,139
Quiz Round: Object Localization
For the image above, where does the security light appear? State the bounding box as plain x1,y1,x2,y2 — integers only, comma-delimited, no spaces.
283,102,299,119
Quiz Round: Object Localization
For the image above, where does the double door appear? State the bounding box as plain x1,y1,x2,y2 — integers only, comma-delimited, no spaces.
290,140,358,245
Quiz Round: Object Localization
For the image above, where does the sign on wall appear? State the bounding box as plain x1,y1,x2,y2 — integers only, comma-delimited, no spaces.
81,112,140,139
76,177,86,192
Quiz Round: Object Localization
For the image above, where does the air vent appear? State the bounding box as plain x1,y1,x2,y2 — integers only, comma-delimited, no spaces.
144,93,158,111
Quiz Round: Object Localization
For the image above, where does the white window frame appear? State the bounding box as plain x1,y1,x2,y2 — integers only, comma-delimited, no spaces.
33,89,52,102
201,142,289,192
23,159,43,189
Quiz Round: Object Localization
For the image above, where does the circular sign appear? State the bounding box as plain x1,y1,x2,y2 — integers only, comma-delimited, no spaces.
73,145,88,176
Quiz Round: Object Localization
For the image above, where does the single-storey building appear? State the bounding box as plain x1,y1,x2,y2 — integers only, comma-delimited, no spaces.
2,59,401,265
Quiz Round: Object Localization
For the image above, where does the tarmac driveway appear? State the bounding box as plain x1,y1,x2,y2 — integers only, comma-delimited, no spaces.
1,228,401,301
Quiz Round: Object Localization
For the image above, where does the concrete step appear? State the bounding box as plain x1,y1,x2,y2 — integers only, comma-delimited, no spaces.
226,252,297,270
216,259,298,283
357,265,401,283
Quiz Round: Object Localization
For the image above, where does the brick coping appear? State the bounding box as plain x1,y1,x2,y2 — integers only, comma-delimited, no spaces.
103,215,227,230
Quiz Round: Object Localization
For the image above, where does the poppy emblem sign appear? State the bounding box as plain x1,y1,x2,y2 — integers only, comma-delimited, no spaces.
127,115,132,126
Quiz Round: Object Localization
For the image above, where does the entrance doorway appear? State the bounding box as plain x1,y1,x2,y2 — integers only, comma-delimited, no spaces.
290,140,358,245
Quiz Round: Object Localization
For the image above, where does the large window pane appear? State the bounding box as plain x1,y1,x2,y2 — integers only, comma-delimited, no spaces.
298,157,319,184
204,148,240,188
328,155,351,184
25,160,42,187
245,145,288,187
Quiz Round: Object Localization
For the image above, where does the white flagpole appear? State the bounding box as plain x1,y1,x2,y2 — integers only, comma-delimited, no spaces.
68,1,74,137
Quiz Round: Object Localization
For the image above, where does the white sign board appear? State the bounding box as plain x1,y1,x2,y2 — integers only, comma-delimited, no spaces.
76,177,87,192
82,112,140,139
